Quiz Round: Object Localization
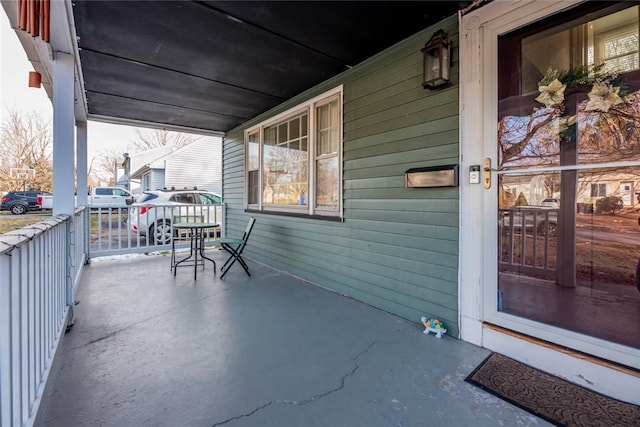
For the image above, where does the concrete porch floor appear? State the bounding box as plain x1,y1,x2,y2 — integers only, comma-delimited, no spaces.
35,252,551,427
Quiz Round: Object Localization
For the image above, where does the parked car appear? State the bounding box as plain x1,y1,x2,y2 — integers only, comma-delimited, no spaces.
541,198,560,209
1,191,52,215
37,186,135,209
129,188,222,244
501,206,557,237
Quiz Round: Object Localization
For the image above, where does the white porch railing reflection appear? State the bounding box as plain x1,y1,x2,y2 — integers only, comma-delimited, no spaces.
499,207,557,278
88,203,225,259
0,208,86,427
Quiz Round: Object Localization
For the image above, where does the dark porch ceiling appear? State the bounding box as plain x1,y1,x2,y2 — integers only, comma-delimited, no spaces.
72,1,469,133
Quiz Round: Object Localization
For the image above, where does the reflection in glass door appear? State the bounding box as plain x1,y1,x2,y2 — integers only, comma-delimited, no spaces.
497,3,640,350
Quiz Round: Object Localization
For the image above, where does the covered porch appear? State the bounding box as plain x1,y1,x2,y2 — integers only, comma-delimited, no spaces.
5,1,640,425
34,252,541,427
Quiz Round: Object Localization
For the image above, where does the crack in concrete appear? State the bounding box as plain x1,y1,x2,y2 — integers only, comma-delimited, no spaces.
211,340,377,427
67,290,230,351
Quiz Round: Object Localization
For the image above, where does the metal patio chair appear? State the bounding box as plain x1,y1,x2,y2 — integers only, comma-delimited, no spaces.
219,217,256,279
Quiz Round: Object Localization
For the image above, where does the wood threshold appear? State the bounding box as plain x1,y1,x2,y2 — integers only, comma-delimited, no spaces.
483,323,640,378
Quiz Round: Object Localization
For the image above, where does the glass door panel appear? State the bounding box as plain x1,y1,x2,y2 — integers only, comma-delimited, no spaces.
497,3,640,350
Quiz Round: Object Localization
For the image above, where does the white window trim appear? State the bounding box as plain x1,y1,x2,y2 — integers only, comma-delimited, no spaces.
244,85,343,218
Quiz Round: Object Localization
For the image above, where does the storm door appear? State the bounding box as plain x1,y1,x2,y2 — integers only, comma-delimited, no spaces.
494,2,640,351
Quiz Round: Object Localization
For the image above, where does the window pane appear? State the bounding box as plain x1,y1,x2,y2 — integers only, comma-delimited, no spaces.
278,123,287,144
301,114,308,137
499,110,561,170
318,103,328,129
594,9,639,74
497,96,640,168
501,5,640,170
590,183,608,197
521,7,639,94
170,193,195,204
317,99,339,156
265,127,277,146
248,132,259,171
498,168,640,350
290,117,300,140
316,157,339,209
248,170,259,205
199,193,220,204
577,89,640,164
263,113,309,207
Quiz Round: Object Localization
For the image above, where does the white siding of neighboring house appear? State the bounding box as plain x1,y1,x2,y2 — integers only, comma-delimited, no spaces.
149,169,165,191
128,145,177,194
576,172,639,206
128,137,222,195
164,136,222,194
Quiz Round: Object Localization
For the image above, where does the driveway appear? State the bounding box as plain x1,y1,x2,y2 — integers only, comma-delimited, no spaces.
576,228,640,245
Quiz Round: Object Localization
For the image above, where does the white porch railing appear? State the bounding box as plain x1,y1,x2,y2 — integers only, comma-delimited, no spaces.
0,208,86,427
0,202,224,426
88,203,225,259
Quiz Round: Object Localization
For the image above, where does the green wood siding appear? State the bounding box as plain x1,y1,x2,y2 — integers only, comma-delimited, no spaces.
222,15,460,336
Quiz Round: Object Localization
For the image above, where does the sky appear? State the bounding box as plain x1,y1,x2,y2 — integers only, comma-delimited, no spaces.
1,11,141,162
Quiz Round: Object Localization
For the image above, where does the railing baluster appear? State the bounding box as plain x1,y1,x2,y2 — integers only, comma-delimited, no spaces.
0,211,83,426
499,207,556,278
75,202,225,258
0,243,12,427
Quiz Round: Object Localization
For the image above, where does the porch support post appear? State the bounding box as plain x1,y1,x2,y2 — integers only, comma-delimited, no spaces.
52,52,75,216
556,94,579,288
76,121,88,207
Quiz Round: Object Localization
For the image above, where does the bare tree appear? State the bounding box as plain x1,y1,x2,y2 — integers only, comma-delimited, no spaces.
578,93,640,162
498,65,640,168
0,109,53,191
90,148,124,186
130,128,200,152
87,128,199,187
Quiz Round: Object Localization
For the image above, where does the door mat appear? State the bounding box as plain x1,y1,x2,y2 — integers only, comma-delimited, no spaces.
465,352,640,426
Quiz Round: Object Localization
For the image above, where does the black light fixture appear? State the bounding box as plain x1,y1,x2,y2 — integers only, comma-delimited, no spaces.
421,30,451,89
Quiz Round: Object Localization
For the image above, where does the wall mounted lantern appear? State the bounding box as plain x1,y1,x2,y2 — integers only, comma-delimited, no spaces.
421,30,451,89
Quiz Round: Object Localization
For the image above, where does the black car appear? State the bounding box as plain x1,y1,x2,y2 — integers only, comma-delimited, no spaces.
1,191,51,215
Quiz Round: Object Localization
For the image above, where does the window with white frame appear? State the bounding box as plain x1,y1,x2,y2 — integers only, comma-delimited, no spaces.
595,25,639,74
590,183,607,197
245,86,343,217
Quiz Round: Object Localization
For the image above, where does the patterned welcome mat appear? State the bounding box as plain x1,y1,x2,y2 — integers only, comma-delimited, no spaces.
465,353,640,426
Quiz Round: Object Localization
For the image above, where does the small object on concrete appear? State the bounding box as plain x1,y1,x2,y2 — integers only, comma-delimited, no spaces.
421,316,446,338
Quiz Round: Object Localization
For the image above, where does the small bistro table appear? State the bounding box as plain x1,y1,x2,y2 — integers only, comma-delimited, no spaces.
171,222,218,280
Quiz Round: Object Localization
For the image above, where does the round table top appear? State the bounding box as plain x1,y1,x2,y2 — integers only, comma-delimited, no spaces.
173,222,218,229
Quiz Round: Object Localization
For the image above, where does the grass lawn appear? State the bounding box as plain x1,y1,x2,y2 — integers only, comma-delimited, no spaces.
0,212,51,234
